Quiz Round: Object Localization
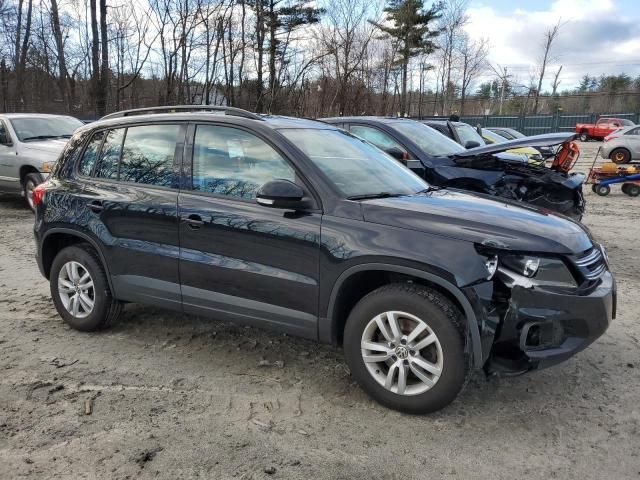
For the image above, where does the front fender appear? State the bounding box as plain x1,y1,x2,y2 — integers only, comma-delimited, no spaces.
322,262,486,368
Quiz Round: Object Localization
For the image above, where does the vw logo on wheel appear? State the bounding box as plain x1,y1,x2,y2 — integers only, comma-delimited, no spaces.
395,345,409,359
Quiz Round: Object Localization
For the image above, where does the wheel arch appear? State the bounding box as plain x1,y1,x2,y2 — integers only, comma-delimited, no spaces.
41,228,114,292
323,263,483,367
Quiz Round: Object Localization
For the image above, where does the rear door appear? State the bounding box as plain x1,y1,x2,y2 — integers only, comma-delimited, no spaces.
79,123,185,309
177,122,321,339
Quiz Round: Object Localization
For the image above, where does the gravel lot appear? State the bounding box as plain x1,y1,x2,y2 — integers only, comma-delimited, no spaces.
1,141,639,479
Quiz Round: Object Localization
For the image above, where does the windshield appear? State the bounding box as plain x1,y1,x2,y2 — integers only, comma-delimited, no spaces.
392,121,464,156
10,116,83,142
280,128,428,198
454,123,485,147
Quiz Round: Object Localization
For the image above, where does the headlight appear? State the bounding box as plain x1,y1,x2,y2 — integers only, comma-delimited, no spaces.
485,255,498,279
498,254,577,288
500,254,540,278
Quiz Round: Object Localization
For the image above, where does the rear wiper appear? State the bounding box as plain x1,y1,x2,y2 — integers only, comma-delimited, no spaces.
347,192,406,201
22,135,69,141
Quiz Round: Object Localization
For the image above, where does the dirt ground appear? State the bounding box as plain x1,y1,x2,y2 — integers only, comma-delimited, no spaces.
1,141,639,479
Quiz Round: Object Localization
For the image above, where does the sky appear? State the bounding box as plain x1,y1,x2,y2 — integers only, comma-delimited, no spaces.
461,0,640,91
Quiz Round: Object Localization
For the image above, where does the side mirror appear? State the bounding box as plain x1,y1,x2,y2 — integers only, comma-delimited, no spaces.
384,146,408,162
256,179,305,209
465,140,481,149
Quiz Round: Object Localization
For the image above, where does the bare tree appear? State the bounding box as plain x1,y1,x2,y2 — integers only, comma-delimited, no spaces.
14,0,33,110
315,0,378,116
458,35,488,115
437,0,467,116
533,19,563,114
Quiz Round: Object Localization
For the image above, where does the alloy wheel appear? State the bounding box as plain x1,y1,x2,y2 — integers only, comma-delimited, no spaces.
58,261,95,318
361,311,443,396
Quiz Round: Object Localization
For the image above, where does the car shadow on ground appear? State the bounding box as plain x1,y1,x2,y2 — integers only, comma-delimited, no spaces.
92,302,613,426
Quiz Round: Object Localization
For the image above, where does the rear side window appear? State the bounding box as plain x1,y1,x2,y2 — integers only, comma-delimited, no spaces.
119,125,180,187
95,128,125,179
78,131,105,176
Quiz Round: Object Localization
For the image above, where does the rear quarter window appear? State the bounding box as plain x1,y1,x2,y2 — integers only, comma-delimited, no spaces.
78,131,105,176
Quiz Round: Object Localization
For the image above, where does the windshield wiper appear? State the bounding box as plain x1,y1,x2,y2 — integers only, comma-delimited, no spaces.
347,192,407,201
22,135,69,141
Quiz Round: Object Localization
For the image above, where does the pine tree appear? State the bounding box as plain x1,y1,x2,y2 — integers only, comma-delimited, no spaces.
248,0,323,113
371,0,441,116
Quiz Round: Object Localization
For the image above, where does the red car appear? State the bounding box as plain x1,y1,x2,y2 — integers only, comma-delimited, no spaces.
575,117,635,141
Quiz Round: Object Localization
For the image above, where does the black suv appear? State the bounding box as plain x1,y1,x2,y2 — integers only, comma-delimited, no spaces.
34,106,615,414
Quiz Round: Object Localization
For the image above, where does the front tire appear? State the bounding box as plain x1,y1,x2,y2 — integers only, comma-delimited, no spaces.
23,173,42,212
50,244,122,331
343,283,468,414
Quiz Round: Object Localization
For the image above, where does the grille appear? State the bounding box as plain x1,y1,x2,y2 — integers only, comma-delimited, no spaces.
573,247,607,281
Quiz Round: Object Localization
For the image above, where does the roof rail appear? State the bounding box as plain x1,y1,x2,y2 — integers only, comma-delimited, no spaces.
100,105,264,121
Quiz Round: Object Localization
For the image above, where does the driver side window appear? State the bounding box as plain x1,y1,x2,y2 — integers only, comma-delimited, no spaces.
192,125,295,200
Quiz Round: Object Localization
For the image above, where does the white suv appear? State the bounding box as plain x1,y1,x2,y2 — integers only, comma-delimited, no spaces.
0,113,83,209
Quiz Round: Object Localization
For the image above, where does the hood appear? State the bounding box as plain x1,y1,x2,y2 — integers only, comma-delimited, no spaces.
360,189,592,254
453,132,576,158
20,138,69,155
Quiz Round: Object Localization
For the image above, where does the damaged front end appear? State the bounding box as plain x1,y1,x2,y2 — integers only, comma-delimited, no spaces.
434,138,586,220
466,245,615,375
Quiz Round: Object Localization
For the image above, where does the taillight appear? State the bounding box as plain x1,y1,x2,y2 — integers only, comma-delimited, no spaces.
32,183,46,206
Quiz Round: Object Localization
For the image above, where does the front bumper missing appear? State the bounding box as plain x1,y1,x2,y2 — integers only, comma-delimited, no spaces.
482,271,615,374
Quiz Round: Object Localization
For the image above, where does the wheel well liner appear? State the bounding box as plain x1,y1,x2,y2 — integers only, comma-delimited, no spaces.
41,229,114,292
325,263,483,367
19,165,40,184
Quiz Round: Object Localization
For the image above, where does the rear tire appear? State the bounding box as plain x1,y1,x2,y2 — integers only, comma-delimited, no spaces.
50,244,122,331
343,283,468,414
579,131,589,142
610,148,631,164
595,184,610,196
23,173,42,212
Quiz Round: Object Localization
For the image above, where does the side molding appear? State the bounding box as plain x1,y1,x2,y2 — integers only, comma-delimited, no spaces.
324,263,483,367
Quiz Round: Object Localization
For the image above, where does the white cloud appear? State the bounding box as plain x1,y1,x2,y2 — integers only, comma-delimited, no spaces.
464,0,640,91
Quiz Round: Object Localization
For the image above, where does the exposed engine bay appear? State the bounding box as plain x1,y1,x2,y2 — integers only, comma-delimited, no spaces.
426,140,585,220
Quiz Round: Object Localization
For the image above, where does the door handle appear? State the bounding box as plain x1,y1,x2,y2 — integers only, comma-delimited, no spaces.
87,200,104,213
183,214,204,229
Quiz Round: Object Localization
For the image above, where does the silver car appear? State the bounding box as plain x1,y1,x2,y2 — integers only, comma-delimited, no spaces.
600,125,640,164
0,114,83,209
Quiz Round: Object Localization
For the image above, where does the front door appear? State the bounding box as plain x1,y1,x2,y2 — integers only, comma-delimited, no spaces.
79,123,185,309
0,119,19,192
178,123,321,339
